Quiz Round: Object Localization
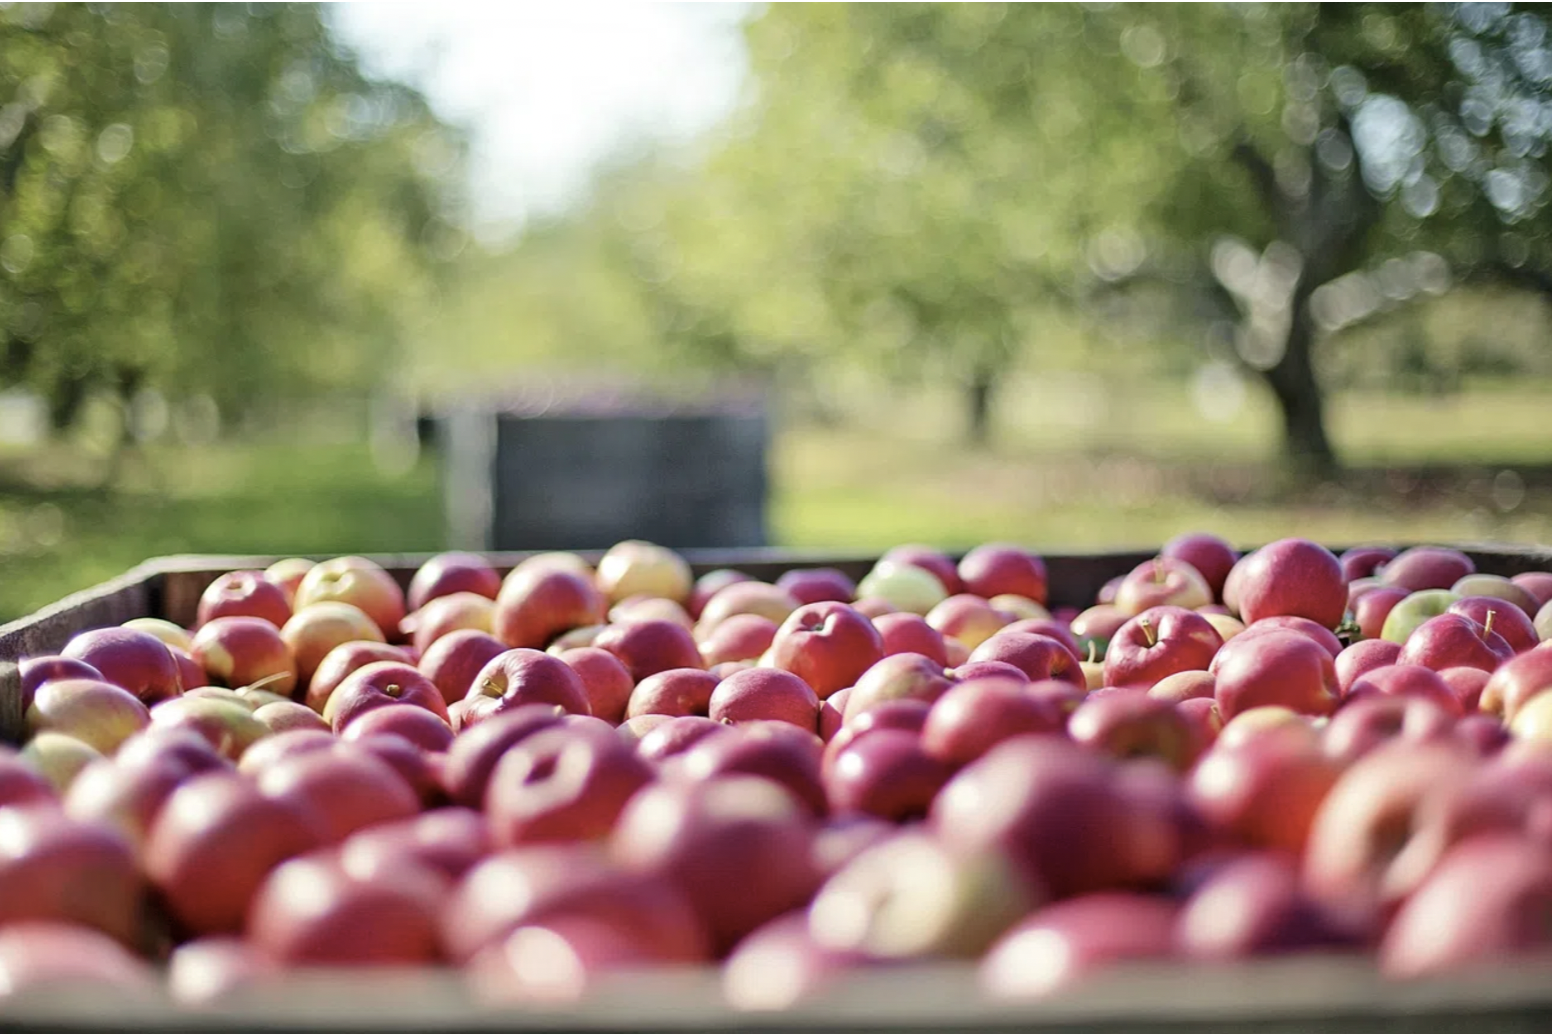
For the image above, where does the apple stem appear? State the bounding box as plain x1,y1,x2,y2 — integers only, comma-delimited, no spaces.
1087,641,1098,664
1153,561,1166,586
1483,610,1496,640
244,672,292,694
1139,617,1157,647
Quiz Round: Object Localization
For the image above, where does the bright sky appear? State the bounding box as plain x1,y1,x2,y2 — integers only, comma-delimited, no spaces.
328,2,753,243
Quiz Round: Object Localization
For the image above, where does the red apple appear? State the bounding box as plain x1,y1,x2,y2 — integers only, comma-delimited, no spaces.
1340,546,1396,582
145,771,325,934
486,726,654,845
1482,646,1552,721
1103,606,1222,691
635,715,731,763
169,646,207,693
248,851,441,965
257,746,419,843
981,891,1178,998
1346,664,1463,716
1147,670,1217,704
594,620,704,684
921,676,1064,766
1068,692,1200,771
1398,612,1513,673
339,703,453,752
442,704,569,808
709,668,820,731
1234,538,1346,630
1382,546,1475,592
263,557,315,605
408,551,501,611
697,613,779,669
0,923,154,997
881,544,963,596
1322,695,1455,765
236,729,336,782
26,678,150,755
967,632,1084,690
463,649,589,728
775,567,858,605
325,661,449,732
612,775,820,953
767,602,885,700
547,646,632,725
404,592,494,655
1211,630,1339,720
1238,616,1343,658
340,807,490,882
1162,532,1238,600
1441,666,1492,712
998,617,1083,658
304,640,412,713
1335,639,1402,695
0,807,142,945
871,612,949,666
823,728,953,821
958,544,1048,605
493,566,607,651
595,540,692,605
1113,558,1213,617
1188,732,1342,856
722,911,866,1011
1176,696,1224,755
925,594,1012,650
824,700,932,776
1448,596,1539,654
281,602,384,687
1513,572,1552,608
294,556,406,642
1177,852,1355,959
695,581,802,636
116,727,229,776
417,629,507,709
149,696,268,762
948,659,1030,684
626,667,720,721
678,722,827,817
1069,604,1130,657
690,569,752,619
190,616,297,698
1355,587,1410,641
167,937,276,1006
61,627,182,705
851,597,897,619
842,653,953,723
0,747,58,808
196,571,293,630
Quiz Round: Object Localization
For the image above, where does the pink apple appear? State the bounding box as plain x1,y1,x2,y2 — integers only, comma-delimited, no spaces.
247,852,441,965
486,726,654,845
1335,639,1402,695
842,653,953,724
191,616,297,698
1346,664,1462,716
1189,733,1342,856
925,594,1011,650
1103,606,1222,691
408,551,501,611
722,911,865,1011
1234,538,1346,630
441,704,569,808
625,667,720,720
252,700,329,735
0,923,155,996
463,649,589,727
981,892,1177,998
166,937,277,1006
1211,630,1339,720
695,581,802,634
1513,572,1552,608
0,806,142,945
1381,546,1475,592
967,632,1085,690
775,567,857,605
921,676,1064,766
998,617,1083,658
871,612,949,665
322,660,448,734
1113,557,1213,616
1355,587,1409,641
1340,546,1396,582
554,646,634,725
958,544,1048,605
493,567,607,650
824,728,954,821
417,629,507,709
769,602,885,700
61,627,182,705
1237,616,1342,658
197,571,293,630
697,613,779,667
304,640,412,713
1068,692,1200,771
404,592,494,655
1177,853,1355,959
339,703,453,752
256,746,419,843
1069,604,1130,656
0,747,58,808
880,545,963,596
1480,645,1552,721
1147,669,1216,704
1161,532,1238,600
690,569,752,619
262,558,315,605
1452,574,1540,618
678,723,827,817
1447,596,1538,654
635,715,731,763
1441,666,1492,711
1321,695,1454,765
709,668,820,731
1397,612,1513,673
594,619,704,683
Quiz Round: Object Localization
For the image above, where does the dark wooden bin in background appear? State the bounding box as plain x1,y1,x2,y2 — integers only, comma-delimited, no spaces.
3,542,1552,1032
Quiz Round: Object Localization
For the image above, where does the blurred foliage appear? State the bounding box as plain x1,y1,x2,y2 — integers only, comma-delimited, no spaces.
0,3,463,435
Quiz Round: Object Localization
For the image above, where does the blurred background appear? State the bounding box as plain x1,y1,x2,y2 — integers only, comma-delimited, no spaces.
1,2,1550,620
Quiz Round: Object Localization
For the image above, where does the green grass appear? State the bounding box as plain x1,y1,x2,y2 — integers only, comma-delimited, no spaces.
0,378,1548,623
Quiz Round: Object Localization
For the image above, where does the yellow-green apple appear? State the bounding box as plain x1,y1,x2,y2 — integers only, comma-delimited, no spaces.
1380,589,1461,644
1068,692,1201,771
555,646,634,725
981,891,1177,998
1148,669,1216,704
1448,596,1538,654
881,544,964,596
1347,664,1463,716
19,732,102,793
197,571,293,630
855,561,947,615
0,747,58,808
26,678,149,755
324,660,448,733
486,726,654,846
418,630,506,709
968,631,1085,690
257,745,418,843
0,807,142,945
842,653,952,724
252,700,329,735
931,736,1177,897
150,696,269,762
1102,606,1223,691
594,619,703,683
921,676,1064,766
247,851,441,965
926,594,1011,650
1340,546,1396,582
770,602,885,700
1335,639,1402,695
1452,574,1539,618
823,729,954,821
872,612,949,665
775,567,857,605
958,544,1049,605
262,558,315,606
305,640,412,713
1321,695,1454,766
408,551,501,611
1355,586,1409,641
613,775,821,954
1114,558,1213,617
62,627,182,705
1398,612,1512,673
146,771,325,934
1188,730,1342,855
1177,853,1356,959
18,655,104,712
463,649,589,729
810,831,1032,960
990,594,1051,621
709,668,820,731
404,592,494,655
595,540,692,605
1161,532,1238,600
1210,630,1339,720
490,564,605,653
280,602,384,687
1381,546,1475,592
1233,538,1346,629
1510,689,1552,741
677,721,827,819
338,703,452,751
294,556,405,641
689,568,751,619
191,616,297,698
625,667,719,720
121,617,193,653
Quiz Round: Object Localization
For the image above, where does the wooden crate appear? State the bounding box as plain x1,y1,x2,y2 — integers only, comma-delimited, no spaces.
3,543,1552,1031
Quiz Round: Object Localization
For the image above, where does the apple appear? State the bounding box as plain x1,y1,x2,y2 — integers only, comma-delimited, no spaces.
340,807,491,883
325,660,449,733
982,893,1178,999
1448,596,1539,654
115,727,229,776
990,594,1051,621
1114,558,1213,616
824,699,931,770
1176,696,1224,755
1102,606,1222,691
697,613,779,668
168,647,207,693
263,557,315,605
462,649,589,728
851,597,898,619
1346,664,1463,716
968,632,1085,690
625,668,720,721
1322,695,1454,766
548,646,632,725
408,551,501,611
146,771,325,934
304,640,412,713
1069,604,1130,658
775,567,858,605
63,753,195,861
695,581,802,636
1354,587,1409,641
167,937,276,1006
881,544,964,596
823,729,953,821
404,592,494,655
1188,732,1342,855
543,625,606,652
149,696,269,762
595,540,692,605
417,629,507,709
921,676,1064,766
61,627,182,705
467,918,654,1004
1380,833,1552,978
120,617,193,654
841,653,953,724
257,746,419,843
0,922,157,997
679,723,827,817
769,602,885,700
635,715,731,763
1237,616,1343,658
1211,630,1339,720
949,659,1030,683
1162,532,1238,600
280,602,385,687
1397,612,1513,673
1452,574,1540,618
608,596,694,631
0,807,142,945
441,704,569,808
18,655,104,713
1340,546,1396,582
1233,538,1346,629
1481,646,1552,721
811,815,897,878
26,678,150,755
235,729,335,779
594,619,704,684
998,617,1083,658
818,693,846,742
1177,853,1355,959
1382,546,1475,592
690,568,752,619
1147,669,1216,704
247,851,442,965
293,556,406,641
486,726,654,846
612,775,821,953
709,668,820,730
1513,572,1552,608
1441,666,1492,711
252,699,330,735
931,737,1177,897
855,561,948,615
926,594,1012,650
958,544,1049,605
493,566,607,651
196,571,293,630
1540,599,1552,642
1068,692,1200,770
722,911,865,1011
871,612,950,666
508,551,594,582
0,747,58,808
339,703,453,752
1335,639,1402,695
1509,689,1552,742
190,615,297,699
1215,707,1319,752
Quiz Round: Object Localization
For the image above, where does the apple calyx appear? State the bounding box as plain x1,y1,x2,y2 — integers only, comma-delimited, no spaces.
1138,617,1158,648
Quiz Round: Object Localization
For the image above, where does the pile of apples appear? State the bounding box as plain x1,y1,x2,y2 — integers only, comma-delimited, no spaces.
6,535,1552,1008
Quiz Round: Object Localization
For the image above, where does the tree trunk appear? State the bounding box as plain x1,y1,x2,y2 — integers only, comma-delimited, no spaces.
965,364,995,446
1259,287,1337,482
